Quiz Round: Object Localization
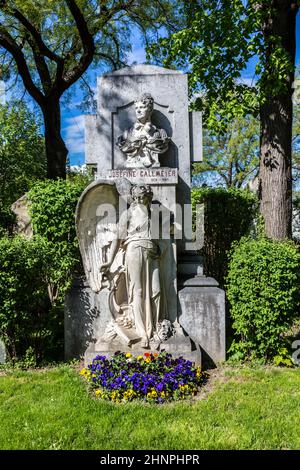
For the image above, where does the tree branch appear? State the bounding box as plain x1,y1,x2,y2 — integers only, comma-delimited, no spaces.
0,1,63,64
26,35,52,95
60,0,95,92
65,0,94,52
0,26,44,104
99,0,136,25
94,50,119,70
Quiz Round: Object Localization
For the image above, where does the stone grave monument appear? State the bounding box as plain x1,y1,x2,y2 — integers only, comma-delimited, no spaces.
65,65,225,365
0,338,6,364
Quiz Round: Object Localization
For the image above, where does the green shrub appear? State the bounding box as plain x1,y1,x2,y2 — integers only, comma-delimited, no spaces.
28,174,91,302
191,187,258,286
226,237,300,361
0,235,63,361
0,175,91,363
0,102,46,235
0,207,15,237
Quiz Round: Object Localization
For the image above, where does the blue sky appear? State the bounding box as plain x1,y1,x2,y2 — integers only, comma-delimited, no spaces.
60,12,300,166
62,40,147,167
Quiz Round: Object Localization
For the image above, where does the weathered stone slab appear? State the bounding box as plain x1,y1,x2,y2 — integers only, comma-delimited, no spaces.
178,280,226,364
11,194,32,238
65,278,103,360
85,65,193,217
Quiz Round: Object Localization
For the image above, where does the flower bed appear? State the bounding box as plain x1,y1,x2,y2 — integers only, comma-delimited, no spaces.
81,351,205,403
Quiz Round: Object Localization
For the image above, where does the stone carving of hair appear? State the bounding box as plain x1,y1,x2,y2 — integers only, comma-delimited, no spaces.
130,184,153,199
134,93,154,112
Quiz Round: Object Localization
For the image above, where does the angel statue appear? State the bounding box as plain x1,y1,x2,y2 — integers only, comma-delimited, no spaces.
117,93,170,168
76,181,173,350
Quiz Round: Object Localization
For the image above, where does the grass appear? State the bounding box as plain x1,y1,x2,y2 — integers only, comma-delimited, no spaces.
0,364,300,450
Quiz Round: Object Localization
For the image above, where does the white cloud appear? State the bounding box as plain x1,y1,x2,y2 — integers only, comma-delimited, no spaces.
0,81,6,104
70,163,88,173
63,114,85,155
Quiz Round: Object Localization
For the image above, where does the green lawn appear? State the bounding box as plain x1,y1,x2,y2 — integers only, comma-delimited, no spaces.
0,364,300,450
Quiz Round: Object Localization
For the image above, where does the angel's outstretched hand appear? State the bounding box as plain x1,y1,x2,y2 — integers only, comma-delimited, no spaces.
100,262,111,272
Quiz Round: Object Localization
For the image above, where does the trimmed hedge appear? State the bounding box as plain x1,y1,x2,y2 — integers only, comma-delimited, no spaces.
226,237,300,361
191,187,258,286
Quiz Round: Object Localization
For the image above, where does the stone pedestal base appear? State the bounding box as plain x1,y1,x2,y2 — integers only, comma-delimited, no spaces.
84,324,201,366
65,279,202,364
65,276,224,366
178,276,226,364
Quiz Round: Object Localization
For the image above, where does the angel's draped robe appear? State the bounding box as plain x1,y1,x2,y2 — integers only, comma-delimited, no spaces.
119,202,162,342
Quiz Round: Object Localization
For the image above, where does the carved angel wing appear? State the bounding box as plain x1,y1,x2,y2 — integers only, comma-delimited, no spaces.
75,180,119,293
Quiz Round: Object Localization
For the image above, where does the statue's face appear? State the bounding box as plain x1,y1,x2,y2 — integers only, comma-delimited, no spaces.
132,186,153,205
135,100,152,122
135,194,148,205
158,320,170,340
133,191,150,205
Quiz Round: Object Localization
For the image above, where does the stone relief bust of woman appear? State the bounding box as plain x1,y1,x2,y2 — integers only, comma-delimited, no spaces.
117,93,170,168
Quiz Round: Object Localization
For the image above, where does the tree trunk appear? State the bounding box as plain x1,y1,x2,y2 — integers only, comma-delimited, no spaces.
259,1,298,239
42,99,68,179
260,96,293,239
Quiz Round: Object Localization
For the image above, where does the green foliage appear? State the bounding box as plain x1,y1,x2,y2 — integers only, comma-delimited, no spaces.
193,104,300,190
0,175,90,362
273,348,294,368
148,0,295,132
294,192,300,239
28,174,90,302
193,114,259,188
0,207,15,237
0,1,182,177
0,1,181,106
18,346,38,369
0,235,62,361
0,102,46,233
226,237,300,362
191,187,258,286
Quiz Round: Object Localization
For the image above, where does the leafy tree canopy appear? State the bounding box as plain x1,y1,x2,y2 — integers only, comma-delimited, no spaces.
193,106,300,190
0,102,45,225
193,114,260,188
0,0,181,104
148,0,298,132
0,0,183,178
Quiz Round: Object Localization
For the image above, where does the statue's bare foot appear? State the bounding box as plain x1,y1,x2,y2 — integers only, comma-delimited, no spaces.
140,338,149,348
